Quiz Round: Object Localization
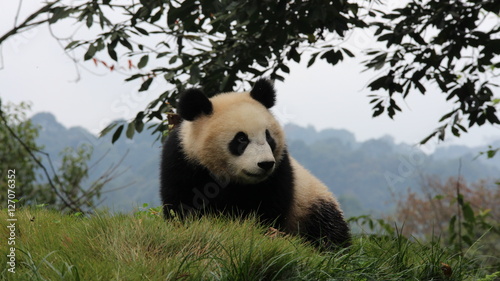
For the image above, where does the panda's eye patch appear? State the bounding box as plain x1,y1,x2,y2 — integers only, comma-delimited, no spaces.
237,133,248,143
266,129,276,151
229,132,249,156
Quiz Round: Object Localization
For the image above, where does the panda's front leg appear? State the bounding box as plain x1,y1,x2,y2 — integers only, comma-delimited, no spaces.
301,199,351,250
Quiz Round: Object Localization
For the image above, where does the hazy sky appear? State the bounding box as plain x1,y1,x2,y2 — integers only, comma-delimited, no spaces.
1,1,499,149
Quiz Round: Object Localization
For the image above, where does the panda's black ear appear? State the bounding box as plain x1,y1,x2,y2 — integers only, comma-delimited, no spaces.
250,78,276,108
177,88,213,121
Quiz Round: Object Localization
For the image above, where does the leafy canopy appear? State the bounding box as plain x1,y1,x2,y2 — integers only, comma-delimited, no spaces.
40,0,365,142
0,0,498,144
364,1,500,143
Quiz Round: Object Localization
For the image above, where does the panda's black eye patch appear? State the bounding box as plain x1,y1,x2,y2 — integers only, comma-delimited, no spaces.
229,132,249,156
266,129,276,152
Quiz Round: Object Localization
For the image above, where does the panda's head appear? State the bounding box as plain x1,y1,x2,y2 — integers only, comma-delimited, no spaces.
177,79,285,184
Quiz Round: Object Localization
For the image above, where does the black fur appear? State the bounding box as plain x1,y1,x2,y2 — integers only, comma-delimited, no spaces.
250,79,276,108
177,88,213,121
302,199,351,249
265,129,276,152
228,132,249,156
160,128,295,227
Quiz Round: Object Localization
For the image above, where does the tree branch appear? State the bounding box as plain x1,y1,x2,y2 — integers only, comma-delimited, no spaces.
0,1,59,45
0,109,80,212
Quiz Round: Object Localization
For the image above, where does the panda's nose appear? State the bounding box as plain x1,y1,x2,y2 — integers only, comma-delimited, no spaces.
258,161,275,172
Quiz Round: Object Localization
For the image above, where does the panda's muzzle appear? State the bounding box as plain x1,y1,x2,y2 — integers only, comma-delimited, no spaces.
243,170,265,178
243,161,275,178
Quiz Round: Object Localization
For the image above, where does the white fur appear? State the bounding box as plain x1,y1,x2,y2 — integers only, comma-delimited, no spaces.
285,158,342,232
234,131,276,183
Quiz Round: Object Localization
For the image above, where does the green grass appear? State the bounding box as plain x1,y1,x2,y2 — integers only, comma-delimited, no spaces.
0,207,498,281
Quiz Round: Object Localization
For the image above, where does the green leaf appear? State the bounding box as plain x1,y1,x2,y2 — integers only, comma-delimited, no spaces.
486,148,498,158
368,75,389,91
96,39,105,52
112,125,124,144
107,44,118,61
342,48,355,58
125,74,143,82
135,111,145,121
220,76,230,92
169,56,178,64
126,122,135,139
462,203,475,223
84,44,96,61
456,123,467,133
164,72,175,81
84,14,92,27
135,26,149,35
157,52,169,59
189,64,201,85
138,55,149,69
372,102,385,117
439,110,457,122
65,40,80,50
307,53,319,68
139,78,153,92
119,38,133,51
307,34,316,43
413,80,426,94
366,53,387,70
462,235,473,246
49,7,69,24
135,119,144,133
287,47,301,63
151,10,163,23
99,122,118,137
279,63,290,74
420,131,437,145
448,215,456,234
321,50,343,65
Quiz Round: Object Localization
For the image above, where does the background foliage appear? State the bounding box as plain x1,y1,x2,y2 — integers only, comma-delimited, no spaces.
0,101,48,205
365,1,500,143
44,0,367,142
393,176,500,259
0,101,117,212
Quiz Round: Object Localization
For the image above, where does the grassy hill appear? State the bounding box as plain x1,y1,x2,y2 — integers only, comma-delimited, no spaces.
1,207,499,281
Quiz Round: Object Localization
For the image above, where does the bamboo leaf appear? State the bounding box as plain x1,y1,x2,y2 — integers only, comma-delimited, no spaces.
138,55,149,69
112,125,124,143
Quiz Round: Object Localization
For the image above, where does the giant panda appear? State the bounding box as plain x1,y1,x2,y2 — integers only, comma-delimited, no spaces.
160,78,350,249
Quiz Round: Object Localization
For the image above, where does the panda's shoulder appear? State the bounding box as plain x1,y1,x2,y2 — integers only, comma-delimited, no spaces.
161,126,198,169
289,157,337,203
162,127,181,154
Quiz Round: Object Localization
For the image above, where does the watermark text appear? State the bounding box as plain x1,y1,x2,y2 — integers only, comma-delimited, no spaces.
6,169,17,274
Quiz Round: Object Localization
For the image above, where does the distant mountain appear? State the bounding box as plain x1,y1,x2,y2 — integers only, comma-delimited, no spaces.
32,112,162,212
31,113,500,216
284,124,357,146
284,124,500,215
432,140,500,167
